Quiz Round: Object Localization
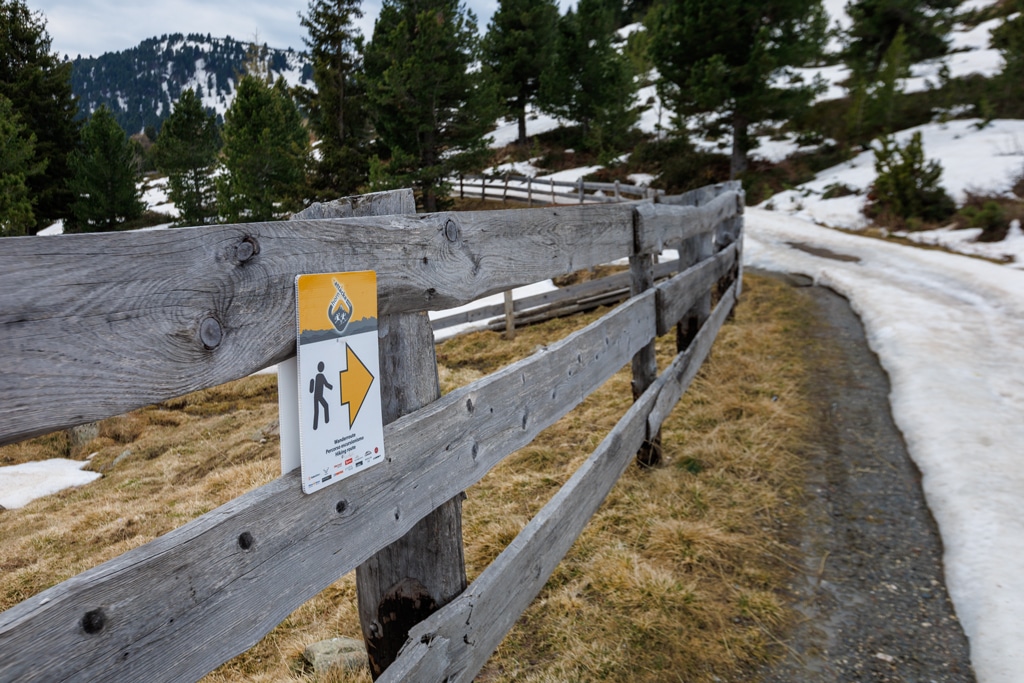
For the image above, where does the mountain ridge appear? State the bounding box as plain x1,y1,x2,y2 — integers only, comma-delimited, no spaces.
70,34,313,134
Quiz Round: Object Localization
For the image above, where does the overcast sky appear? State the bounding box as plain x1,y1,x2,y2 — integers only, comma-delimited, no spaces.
28,0,575,60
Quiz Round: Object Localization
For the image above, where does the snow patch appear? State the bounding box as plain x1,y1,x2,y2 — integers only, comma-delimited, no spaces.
744,208,1024,683
0,459,102,509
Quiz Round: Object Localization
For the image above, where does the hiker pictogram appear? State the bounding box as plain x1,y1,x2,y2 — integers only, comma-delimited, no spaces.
309,361,333,430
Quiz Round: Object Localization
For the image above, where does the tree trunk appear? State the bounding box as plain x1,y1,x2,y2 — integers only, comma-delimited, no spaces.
517,107,528,147
423,128,437,212
730,113,749,179
336,72,346,144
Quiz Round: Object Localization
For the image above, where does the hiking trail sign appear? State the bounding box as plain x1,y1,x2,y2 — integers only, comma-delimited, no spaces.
295,271,386,494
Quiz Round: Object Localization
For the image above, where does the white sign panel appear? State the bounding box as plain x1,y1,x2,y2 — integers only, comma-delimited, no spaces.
295,271,386,494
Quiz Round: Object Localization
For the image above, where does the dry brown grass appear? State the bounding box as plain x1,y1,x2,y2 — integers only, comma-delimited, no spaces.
0,273,817,682
0,375,283,613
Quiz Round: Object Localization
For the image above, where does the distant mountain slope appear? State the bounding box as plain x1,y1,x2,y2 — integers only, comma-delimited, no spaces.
70,34,313,134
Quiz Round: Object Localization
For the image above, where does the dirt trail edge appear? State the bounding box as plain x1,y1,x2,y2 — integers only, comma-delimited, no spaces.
755,270,975,682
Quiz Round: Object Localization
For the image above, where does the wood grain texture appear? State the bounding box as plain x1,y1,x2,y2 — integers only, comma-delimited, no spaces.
656,242,739,336
379,289,738,682
0,292,657,682
635,190,742,254
0,202,636,445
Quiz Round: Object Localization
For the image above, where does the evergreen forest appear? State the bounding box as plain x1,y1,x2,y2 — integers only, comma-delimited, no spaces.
2,0,1023,233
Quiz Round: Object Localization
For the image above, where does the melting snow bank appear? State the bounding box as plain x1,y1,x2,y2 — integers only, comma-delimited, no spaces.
763,119,1024,230
745,208,1024,683
895,220,1024,267
0,459,102,509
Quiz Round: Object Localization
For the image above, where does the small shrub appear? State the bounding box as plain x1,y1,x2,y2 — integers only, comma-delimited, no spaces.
957,200,1006,235
954,192,1024,242
822,182,858,199
629,136,730,195
865,132,955,229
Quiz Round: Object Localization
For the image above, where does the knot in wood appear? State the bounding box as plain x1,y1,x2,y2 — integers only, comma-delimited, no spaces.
199,317,223,350
443,218,460,243
81,608,106,634
238,531,255,550
235,236,258,262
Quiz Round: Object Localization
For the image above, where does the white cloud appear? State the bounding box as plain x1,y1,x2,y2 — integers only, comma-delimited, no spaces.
30,0,578,59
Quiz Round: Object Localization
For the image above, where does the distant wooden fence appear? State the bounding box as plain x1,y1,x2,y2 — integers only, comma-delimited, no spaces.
457,173,664,206
0,181,742,682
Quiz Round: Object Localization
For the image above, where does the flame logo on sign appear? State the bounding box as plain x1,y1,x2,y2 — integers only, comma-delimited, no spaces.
328,279,353,334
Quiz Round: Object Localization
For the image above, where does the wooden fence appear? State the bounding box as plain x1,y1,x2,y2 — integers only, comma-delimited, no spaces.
0,181,742,682
457,173,664,206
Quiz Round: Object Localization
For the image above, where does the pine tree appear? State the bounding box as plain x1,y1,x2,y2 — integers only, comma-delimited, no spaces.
648,0,827,178
992,0,1024,87
217,76,311,223
66,106,144,233
539,0,637,154
844,0,960,80
866,132,955,227
0,0,80,233
299,0,370,199
155,89,220,226
845,26,910,144
0,95,41,237
481,0,559,147
364,0,498,212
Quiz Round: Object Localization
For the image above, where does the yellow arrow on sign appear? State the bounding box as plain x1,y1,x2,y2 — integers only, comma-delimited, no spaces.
340,345,374,429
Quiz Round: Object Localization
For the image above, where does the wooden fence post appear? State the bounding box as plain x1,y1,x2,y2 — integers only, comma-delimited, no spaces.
503,290,516,340
676,205,714,354
527,177,533,207
630,207,661,467
354,192,468,679
717,191,745,306
459,174,464,199
577,178,584,204
502,174,509,206
283,189,467,679
550,178,555,205
614,180,621,202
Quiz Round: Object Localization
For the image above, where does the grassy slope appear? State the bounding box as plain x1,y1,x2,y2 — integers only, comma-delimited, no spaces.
0,272,820,682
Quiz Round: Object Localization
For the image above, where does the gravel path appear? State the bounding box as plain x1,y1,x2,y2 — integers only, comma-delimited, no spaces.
757,272,975,682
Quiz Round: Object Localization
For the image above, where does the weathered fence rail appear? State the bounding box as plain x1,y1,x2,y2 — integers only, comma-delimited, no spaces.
0,181,742,682
457,172,664,206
